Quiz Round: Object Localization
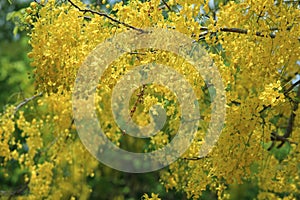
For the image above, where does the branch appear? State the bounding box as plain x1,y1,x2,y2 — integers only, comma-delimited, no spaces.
200,27,275,38
267,132,298,150
33,0,45,6
67,0,146,33
121,84,147,135
183,157,204,161
199,26,300,41
268,85,300,150
220,27,275,38
284,79,300,95
276,0,300,5
183,155,208,161
8,184,29,200
283,85,300,138
14,92,43,114
161,0,172,11
0,183,29,199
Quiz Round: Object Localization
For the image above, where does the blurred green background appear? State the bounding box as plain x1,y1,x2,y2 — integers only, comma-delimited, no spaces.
0,0,35,112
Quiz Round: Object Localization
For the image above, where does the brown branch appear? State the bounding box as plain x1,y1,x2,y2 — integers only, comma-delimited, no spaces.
121,84,147,135
130,84,146,118
268,132,298,150
284,79,300,95
8,184,29,200
183,155,208,161
268,85,300,150
283,0,300,2
199,26,300,40
161,0,172,11
183,157,204,161
33,0,44,6
67,0,146,33
0,183,29,199
14,92,43,114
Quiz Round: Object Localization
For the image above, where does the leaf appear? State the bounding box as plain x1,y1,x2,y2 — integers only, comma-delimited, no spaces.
6,11,16,21
13,26,19,36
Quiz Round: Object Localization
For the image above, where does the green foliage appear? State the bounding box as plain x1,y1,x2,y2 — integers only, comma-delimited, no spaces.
0,37,33,111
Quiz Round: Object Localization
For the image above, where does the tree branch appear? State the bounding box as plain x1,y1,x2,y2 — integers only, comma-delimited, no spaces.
121,84,147,135
183,155,208,161
67,0,146,33
220,27,275,38
14,92,43,114
199,26,300,41
284,79,300,95
283,85,300,138
33,0,43,6
268,85,300,150
161,0,172,11
8,184,29,200
0,183,29,199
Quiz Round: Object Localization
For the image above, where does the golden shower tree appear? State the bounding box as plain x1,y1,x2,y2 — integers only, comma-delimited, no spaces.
0,0,299,199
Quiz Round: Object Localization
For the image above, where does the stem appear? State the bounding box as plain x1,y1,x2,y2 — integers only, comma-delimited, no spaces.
68,0,146,33
14,92,43,114
199,26,300,41
161,0,172,11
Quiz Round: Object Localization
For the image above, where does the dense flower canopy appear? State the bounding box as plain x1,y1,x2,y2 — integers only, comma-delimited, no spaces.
0,0,299,199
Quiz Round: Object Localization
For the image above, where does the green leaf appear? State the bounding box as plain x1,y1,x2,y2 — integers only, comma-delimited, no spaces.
13,26,19,36
6,11,15,21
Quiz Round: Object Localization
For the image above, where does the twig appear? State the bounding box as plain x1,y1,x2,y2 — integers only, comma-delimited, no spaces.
8,184,28,200
258,104,271,114
276,0,300,5
14,92,43,114
284,79,300,95
268,85,300,150
33,0,44,6
267,132,298,150
220,27,275,38
130,85,146,117
283,85,300,138
161,0,172,11
67,0,146,33
0,183,29,200
183,155,208,161
121,85,147,135
199,26,300,41
183,157,204,160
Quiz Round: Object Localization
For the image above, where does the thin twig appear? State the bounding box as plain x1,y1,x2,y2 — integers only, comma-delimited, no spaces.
161,0,172,11
199,26,300,40
276,0,300,5
220,27,275,38
284,79,300,95
183,155,208,161
33,0,44,6
14,92,43,114
67,0,146,33
130,85,146,118
0,183,29,200
283,85,300,138
268,85,300,150
121,85,147,135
